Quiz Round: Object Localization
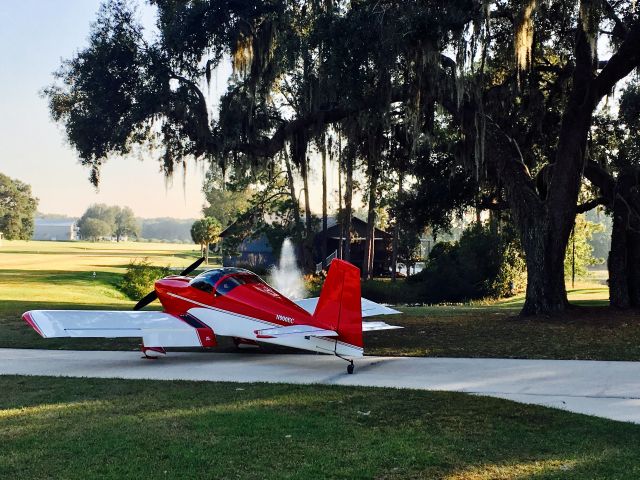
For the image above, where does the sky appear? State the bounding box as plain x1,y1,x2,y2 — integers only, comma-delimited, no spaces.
0,1,207,219
0,1,356,220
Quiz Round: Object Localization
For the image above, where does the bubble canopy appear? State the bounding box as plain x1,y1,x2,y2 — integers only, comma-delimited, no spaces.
188,268,265,295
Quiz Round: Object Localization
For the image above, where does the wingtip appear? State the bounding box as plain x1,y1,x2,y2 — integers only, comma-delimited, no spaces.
22,311,45,337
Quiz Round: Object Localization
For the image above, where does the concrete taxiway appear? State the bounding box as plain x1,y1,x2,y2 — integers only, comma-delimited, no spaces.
1,348,639,423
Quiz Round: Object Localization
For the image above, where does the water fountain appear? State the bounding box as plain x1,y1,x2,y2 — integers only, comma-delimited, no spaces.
269,238,307,300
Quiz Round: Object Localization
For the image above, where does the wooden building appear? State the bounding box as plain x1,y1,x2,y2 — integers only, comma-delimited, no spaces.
314,216,392,274
219,215,392,275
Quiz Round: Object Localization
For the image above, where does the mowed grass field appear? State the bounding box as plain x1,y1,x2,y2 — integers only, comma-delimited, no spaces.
2,375,640,480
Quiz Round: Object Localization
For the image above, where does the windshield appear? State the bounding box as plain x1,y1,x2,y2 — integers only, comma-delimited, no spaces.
189,268,262,294
216,273,264,295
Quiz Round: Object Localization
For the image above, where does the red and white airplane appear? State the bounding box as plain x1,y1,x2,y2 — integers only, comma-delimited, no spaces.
22,258,401,373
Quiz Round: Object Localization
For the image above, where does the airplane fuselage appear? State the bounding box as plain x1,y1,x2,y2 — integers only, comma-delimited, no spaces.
153,269,338,349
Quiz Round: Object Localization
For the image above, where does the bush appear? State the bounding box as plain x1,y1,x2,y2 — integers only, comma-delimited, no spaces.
302,274,423,304
120,258,172,300
408,224,526,303
361,279,424,304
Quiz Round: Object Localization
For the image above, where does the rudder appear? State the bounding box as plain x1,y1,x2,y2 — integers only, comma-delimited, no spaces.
312,259,363,353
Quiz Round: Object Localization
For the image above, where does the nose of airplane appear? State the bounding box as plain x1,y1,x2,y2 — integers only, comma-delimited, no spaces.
154,276,194,314
155,276,191,296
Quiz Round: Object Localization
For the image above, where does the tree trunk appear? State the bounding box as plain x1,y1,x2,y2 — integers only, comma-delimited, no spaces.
586,163,640,308
291,132,314,272
362,165,379,280
495,131,571,315
283,149,302,230
518,213,570,315
338,149,344,260
321,134,328,263
391,172,403,282
483,6,640,315
300,158,314,272
609,197,631,308
628,229,640,307
343,150,353,263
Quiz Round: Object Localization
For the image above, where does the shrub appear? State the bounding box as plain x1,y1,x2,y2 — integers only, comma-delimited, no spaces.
303,274,423,304
408,224,526,303
361,279,424,304
120,258,172,300
304,274,325,297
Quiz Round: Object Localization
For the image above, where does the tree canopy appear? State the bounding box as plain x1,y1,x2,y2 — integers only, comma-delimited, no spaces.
77,203,140,241
46,0,640,314
0,173,38,240
191,216,222,264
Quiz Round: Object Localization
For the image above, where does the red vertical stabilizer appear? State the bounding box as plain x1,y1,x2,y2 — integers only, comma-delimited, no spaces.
312,259,363,349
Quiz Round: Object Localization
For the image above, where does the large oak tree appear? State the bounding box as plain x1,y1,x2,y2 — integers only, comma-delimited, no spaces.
46,0,640,314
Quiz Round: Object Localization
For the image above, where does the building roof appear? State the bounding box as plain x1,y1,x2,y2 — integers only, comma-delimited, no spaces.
35,219,76,228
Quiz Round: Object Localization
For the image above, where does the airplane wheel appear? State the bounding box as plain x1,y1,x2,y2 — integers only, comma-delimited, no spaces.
347,363,354,374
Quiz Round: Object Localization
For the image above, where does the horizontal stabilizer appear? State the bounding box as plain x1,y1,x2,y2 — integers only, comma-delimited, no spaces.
255,325,338,339
363,321,403,332
294,297,401,317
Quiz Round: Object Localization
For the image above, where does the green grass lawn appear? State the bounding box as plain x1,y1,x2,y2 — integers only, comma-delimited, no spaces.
366,305,640,360
1,375,639,479
3,240,640,360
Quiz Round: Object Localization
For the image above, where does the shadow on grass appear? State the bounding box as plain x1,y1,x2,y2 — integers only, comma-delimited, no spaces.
0,269,123,285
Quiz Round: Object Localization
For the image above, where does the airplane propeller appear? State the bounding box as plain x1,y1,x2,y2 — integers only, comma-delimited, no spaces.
133,257,205,311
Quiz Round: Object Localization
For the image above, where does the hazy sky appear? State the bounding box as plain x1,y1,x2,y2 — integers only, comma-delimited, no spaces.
0,1,207,219
0,1,352,220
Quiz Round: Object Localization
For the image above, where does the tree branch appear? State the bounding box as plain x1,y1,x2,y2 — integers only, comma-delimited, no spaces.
595,20,640,100
576,196,608,213
600,0,628,40
168,72,216,149
584,160,616,199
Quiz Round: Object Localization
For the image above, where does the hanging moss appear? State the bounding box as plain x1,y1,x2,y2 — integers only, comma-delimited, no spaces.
514,0,537,73
579,0,601,61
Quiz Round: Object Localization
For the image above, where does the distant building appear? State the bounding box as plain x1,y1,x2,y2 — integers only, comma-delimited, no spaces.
33,219,78,241
219,226,276,269
313,216,392,274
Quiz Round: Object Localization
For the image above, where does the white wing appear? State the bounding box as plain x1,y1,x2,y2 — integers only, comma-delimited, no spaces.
294,297,401,317
23,310,212,347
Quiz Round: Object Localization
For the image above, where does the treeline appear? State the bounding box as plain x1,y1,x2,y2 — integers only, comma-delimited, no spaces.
140,218,196,243
72,204,196,242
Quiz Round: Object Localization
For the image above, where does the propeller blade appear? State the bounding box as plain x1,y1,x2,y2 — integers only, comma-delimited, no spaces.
133,257,203,311
180,257,205,276
133,290,158,311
